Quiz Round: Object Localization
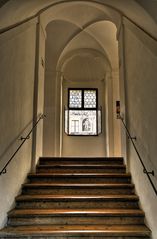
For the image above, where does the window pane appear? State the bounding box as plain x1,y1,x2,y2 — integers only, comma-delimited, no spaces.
84,90,96,108
71,120,79,133
69,90,82,108
69,110,97,135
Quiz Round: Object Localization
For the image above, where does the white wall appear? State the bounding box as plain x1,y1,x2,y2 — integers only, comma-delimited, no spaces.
43,20,79,157
33,22,46,166
124,18,157,239
61,54,106,157
0,20,37,228
43,18,121,157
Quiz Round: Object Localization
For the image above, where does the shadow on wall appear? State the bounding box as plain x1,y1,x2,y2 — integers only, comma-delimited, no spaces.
0,118,33,170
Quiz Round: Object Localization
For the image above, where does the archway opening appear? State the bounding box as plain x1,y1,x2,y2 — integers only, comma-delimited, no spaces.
42,2,122,157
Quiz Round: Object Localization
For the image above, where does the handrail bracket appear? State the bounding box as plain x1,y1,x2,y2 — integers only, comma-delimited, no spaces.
20,136,30,141
143,169,154,176
0,169,7,175
130,136,136,140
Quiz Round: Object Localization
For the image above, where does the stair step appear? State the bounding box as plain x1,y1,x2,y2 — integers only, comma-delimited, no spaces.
16,194,139,209
0,224,151,238
16,194,139,201
22,183,134,195
39,157,124,165
38,164,125,167
0,156,151,238
37,164,126,173
28,172,131,183
8,209,145,226
9,208,145,217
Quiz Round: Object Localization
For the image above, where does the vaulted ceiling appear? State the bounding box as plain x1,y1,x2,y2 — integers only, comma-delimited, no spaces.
1,0,157,81
0,0,157,38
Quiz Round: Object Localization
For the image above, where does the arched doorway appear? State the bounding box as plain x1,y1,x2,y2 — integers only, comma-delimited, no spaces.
42,2,122,157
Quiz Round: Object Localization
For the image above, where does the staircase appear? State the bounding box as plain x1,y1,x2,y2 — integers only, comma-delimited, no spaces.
0,157,151,238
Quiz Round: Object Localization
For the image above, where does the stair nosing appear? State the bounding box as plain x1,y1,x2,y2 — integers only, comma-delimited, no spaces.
0,224,151,236
16,194,139,202
37,164,126,167
9,208,145,218
23,182,134,188
40,157,124,159
39,157,124,164
28,172,131,177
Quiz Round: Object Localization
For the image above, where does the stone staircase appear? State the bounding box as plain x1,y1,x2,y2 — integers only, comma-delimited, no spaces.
0,157,151,238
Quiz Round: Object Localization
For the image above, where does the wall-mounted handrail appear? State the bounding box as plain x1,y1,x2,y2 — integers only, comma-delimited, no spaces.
118,114,157,196
0,114,46,176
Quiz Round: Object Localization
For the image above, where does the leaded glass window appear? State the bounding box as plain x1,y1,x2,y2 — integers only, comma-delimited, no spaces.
69,90,82,108
65,88,101,136
84,90,97,108
69,89,97,109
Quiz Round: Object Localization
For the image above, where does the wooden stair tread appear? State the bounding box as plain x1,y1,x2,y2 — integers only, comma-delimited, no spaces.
1,156,151,238
16,194,139,201
37,164,125,168
23,182,134,188
39,157,124,165
40,157,123,160
9,208,144,217
29,172,131,177
0,224,150,236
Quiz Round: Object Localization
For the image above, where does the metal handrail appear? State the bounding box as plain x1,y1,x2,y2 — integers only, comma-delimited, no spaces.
0,114,46,176
118,114,157,196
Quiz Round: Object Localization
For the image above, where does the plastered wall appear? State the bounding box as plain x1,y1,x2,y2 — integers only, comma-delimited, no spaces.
0,20,37,228
61,55,106,157
62,81,106,157
34,23,46,166
124,18,157,239
43,71,57,156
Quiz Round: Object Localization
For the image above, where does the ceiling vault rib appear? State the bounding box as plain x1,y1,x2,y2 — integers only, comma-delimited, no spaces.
0,0,156,42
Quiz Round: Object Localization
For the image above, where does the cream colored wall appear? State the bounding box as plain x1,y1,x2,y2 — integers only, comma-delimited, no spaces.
61,55,106,157
118,25,127,163
43,18,121,157
43,71,57,156
33,22,46,167
43,20,80,157
0,20,37,228
111,70,121,156
123,18,157,239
